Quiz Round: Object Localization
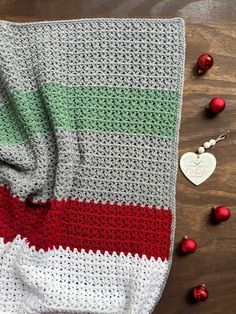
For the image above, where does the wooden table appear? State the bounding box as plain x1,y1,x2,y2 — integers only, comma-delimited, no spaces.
0,1,235,313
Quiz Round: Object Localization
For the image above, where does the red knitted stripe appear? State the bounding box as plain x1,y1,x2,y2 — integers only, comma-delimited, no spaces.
0,186,172,260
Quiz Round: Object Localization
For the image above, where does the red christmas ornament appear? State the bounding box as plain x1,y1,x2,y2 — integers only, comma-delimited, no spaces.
197,54,214,73
180,236,197,254
192,284,208,302
207,97,226,114
212,205,231,222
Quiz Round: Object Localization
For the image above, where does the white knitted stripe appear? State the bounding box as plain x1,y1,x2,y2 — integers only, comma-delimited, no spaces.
0,130,177,209
0,236,169,314
0,18,184,103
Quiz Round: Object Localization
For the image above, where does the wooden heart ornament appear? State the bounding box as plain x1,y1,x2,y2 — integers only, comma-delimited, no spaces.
180,152,217,186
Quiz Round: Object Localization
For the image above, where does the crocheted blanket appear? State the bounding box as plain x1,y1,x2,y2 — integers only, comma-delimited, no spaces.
0,18,185,313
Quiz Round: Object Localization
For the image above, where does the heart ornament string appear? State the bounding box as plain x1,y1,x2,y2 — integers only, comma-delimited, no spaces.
180,130,230,186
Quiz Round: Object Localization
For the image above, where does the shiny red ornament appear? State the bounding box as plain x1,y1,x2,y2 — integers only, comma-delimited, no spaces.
208,97,226,114
197,54,214,73
212,205,231,222
180,236,197,254
192,284,208,302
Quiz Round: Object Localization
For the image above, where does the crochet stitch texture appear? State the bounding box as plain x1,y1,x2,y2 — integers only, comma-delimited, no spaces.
0,18,185,313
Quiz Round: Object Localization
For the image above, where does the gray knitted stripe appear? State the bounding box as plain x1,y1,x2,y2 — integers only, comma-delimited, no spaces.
0,18,184,103
0,130,177,209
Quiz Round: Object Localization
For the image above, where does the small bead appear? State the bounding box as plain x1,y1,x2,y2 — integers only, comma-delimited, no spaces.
198,147,205,154
209,139,216,146
203,142,211,149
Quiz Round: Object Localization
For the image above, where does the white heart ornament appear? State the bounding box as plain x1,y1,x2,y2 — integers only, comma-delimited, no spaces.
180,152,217,186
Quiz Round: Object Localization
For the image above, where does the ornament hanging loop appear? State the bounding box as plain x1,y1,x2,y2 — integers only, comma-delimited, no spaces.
196,129,230,155
215,129,230,143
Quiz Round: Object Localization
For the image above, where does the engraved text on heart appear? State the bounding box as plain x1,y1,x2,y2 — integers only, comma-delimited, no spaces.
185,166,207,178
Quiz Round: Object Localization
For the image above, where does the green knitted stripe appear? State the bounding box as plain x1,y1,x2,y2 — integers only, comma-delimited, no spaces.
0,83,180,145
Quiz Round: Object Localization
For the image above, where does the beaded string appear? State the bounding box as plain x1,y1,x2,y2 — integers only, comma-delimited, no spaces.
197,130,230,154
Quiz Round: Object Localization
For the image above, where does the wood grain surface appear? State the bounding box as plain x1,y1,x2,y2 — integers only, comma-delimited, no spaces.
0,1,235,313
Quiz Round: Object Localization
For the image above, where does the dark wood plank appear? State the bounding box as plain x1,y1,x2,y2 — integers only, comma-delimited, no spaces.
0,1,235,313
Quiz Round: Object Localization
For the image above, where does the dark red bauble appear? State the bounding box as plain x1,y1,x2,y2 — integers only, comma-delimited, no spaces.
197,53,214,72
197,54,214,72
192,284,208,302
213,206,231,222
180,237,197,254
208,97,226,114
